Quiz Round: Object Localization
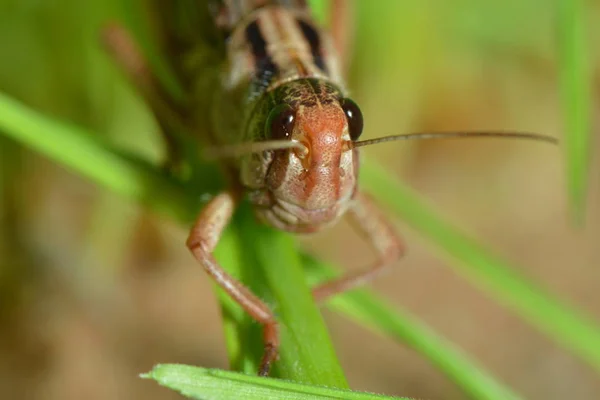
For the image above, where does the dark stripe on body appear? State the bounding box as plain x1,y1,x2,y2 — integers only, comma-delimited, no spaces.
245,20,278,89
296,19,327,72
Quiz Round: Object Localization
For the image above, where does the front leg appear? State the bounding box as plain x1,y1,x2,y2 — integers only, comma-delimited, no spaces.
312,191,405,302
187,192,279,376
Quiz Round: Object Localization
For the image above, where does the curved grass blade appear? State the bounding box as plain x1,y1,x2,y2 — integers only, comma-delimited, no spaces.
142,364,406,400
361,160,600,374
0,91,346,387
557,0,592,224
303,256,522,400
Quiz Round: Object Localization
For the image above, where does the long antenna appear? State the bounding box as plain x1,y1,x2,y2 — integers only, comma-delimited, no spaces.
203,140,308,160
351,131,558,149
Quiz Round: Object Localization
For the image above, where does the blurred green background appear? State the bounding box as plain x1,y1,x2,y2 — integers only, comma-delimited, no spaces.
0,0,599,399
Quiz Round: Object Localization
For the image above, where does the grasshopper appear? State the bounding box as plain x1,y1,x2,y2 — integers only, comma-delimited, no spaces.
103,0,556,376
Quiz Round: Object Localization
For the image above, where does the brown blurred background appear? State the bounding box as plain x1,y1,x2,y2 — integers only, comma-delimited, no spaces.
0,0,599,399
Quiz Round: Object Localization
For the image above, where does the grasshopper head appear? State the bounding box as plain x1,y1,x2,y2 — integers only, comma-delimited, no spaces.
242,80,363,233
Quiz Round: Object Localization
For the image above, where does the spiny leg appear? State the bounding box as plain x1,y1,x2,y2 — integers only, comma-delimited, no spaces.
101,22,187,169
186,192,279,376
328,0,355,74
312,191,405,302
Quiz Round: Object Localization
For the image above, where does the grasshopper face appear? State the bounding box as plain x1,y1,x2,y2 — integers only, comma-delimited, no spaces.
243,80,361,233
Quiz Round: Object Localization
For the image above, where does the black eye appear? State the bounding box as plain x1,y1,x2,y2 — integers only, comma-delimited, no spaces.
341,98,363,141
267,104,295,140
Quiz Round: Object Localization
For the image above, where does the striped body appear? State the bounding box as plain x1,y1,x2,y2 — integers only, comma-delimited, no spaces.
207,0,359,233
223,3,343,94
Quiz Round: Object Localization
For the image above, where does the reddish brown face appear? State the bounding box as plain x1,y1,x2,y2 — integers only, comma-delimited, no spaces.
250,100,360,233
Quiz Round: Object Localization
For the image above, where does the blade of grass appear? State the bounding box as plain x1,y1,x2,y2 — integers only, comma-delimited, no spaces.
0,91,346,386
143,364,406,400
361,160,600,373
0,91,194,222
557,0,592,224
214,203,348,386
303,256,522,400
235,207,347,385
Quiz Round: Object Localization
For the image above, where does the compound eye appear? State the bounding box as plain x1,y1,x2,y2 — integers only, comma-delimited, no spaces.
267,104,296,140
341,98,363,141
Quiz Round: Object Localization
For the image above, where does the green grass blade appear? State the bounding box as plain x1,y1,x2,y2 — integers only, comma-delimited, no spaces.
0,91,346,387
214,205,348,386
0,91,194,222
361,160,600,373
304,256,522,400
232,208,347,385
557,0,592,223
142,364,406,400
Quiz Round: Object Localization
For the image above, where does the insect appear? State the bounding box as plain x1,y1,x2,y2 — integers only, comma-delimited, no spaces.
103,0,557,377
